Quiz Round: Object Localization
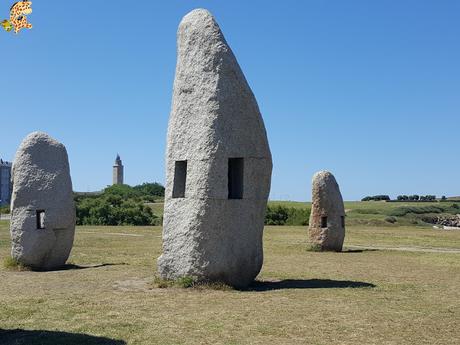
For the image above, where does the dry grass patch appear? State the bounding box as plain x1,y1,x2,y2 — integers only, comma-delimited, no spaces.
0,222,459,344
2,256,31,271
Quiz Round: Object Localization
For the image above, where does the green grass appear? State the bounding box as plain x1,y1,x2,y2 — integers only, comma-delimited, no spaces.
268,200,460,226
0,221,459,344
3,256,31,271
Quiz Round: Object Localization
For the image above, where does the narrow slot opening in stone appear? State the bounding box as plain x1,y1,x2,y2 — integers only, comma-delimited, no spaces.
341,216,345,228
321,216,328,228
36,210,45,229
172,160,187,198
228,158,244,199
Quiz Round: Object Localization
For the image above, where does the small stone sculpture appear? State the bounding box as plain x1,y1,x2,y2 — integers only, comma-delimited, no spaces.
10,132,75,269
308,171,345,251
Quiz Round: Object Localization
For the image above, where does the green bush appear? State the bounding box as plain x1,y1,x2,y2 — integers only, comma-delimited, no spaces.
3,256,30,271
75,182,165,226
265,205,310,226
0,205,10,214
384,216,397,224
76,196,157,226
285,207,310,226
352,209,381,215
133,183,165,198
443,203,460,214
384,206,444,217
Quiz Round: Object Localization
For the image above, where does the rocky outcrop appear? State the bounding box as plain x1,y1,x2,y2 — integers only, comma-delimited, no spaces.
157,9,272,288
10,132,75,269
308,171,345,251
434,215,460,228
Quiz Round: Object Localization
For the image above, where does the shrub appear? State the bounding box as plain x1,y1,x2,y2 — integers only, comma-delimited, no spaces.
75,182,165,226
265,205,310,226
420,215,438,224
3,257,30,271
385,206,444,217
352,209,381,215
76,196,158,226
384,216,397,224
265,205,289,225
0,205,10,214
133,182,165,198
285,208,310,226
176,276,196,288
306,244,323,252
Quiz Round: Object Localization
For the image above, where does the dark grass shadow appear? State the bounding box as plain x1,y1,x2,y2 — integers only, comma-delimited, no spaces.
0,329,126,345
245,279,376,291
341,248,379,253
33,263,129,272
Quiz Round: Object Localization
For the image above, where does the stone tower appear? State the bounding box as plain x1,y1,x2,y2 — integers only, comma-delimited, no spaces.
157,9,272,288
112,154,124,185
10,132,75,269
308,171,346,252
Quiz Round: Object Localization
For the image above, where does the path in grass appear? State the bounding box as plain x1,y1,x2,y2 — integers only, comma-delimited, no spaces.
347,244,460,253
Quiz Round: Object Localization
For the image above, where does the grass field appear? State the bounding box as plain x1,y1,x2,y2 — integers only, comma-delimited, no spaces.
268,200,460,226
0,219,459,344
145,200,460,227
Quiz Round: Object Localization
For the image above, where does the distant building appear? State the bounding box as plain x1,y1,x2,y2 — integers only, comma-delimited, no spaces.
113,154,124,185
0,158,12,206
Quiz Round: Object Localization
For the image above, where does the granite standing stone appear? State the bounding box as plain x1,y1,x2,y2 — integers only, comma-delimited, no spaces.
157,9,272,288
10,132,75,269
308,171,345,251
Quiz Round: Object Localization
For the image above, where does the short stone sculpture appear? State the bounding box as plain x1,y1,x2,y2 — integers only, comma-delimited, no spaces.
10,132,75,269
308,171,345,251
157,9,272,288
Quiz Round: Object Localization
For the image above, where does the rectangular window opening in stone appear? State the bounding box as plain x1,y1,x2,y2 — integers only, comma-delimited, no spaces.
172,160,187,198
341,216,345,228
321,216,328,228
36,210,45,229
228,158,244,199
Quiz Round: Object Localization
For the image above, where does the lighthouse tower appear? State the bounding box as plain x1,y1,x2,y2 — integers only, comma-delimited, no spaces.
112,154,124,185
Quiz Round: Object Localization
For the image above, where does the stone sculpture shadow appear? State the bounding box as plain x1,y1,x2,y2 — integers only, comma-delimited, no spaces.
245,279,376,291
340,248,379,253
0,329,126,345
31,262,128,272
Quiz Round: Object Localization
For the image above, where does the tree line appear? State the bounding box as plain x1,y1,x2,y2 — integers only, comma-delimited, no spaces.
362,194,441,202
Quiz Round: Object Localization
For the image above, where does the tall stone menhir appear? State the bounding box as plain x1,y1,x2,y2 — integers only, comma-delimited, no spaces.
309,171,346,251
158,9,272,288
10,132,75,269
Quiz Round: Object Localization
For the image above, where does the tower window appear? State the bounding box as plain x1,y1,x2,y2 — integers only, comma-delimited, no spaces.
228,158,244,199
36,210,45,229
341,216,345,228
172,160,187,198
321,216,328,228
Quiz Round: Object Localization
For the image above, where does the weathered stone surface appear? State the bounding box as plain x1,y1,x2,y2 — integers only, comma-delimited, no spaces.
10,132,75,269
308,171,345,251
157,9,272,288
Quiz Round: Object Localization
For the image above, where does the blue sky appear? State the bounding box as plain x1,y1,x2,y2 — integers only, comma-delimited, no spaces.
1,1,459,200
